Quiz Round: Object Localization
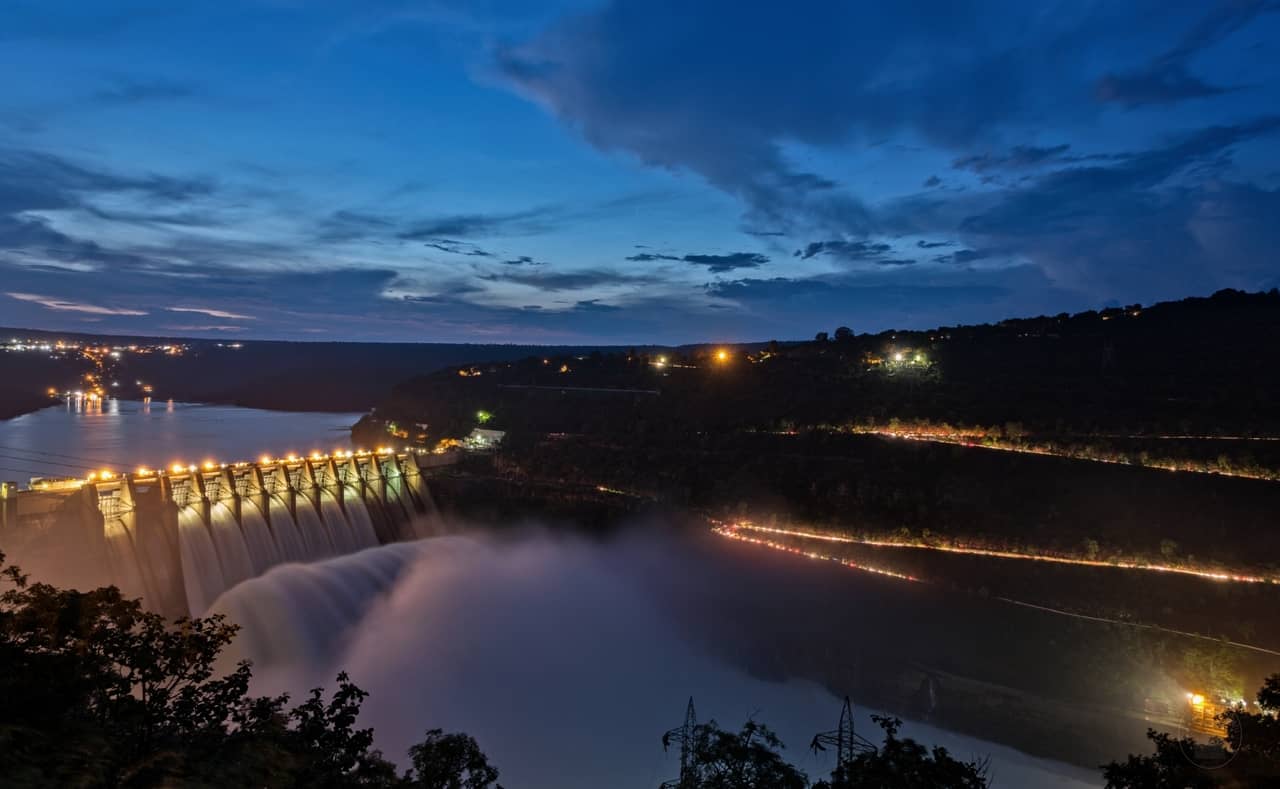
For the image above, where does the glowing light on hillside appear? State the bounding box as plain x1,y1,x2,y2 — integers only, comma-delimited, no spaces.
712,523,918,582
727,521,1279,585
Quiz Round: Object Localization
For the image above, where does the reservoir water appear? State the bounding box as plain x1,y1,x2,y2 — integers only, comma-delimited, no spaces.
0,399,362,482
0,401,1103,787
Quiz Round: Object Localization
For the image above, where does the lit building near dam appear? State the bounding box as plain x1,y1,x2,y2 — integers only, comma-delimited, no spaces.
0,450,455,619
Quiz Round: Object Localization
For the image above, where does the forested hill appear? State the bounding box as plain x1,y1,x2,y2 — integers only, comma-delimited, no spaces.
356,288,1280,444
0,330,616,416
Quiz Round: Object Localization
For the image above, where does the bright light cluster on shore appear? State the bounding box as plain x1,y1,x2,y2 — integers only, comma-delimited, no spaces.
727,521,1280,585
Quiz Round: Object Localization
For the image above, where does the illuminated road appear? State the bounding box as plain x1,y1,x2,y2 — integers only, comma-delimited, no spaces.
724,521,1280,585
711,522,1280,657
848,428,1280,482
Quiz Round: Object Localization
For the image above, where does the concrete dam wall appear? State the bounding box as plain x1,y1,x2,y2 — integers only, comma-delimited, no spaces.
0,450,455,619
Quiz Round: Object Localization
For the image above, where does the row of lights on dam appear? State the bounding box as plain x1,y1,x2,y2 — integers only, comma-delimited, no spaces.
84,446,428,483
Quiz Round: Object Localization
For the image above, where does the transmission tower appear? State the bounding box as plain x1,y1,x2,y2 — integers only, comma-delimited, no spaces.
809,696,874,786
660,697,698,789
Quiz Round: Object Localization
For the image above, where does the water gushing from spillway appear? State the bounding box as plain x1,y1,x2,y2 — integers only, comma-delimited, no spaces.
263,496,309,564
177,506,229,615
206,502,255,590
237,501,283,574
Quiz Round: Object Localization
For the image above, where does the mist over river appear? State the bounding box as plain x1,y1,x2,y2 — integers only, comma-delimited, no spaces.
212,529,1099,788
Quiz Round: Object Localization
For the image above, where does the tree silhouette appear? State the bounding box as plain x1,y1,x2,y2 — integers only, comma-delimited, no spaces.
681,719,806,789
408,730,501,789
0,551,497,788
813,716,988,789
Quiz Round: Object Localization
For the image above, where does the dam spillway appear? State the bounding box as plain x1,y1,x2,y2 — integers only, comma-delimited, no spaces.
0,450,455,619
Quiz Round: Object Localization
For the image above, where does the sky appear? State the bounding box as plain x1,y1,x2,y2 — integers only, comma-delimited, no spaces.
1,0,1279,344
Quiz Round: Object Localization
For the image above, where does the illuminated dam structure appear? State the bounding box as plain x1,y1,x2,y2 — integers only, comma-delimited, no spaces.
0,450,455,618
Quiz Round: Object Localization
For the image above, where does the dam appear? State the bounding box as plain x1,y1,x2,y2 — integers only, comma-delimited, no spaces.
0,449,456,618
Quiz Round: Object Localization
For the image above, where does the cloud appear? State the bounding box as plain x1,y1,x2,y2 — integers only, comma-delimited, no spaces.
625,252,679,263
90,78,201,106
626,250,768,272
495,1,1160,237
479,268,656,292
6,291,147,315
0,147,213,215
1095,1,1275,107
501,255,545,266
165,306,254,320
400,208,557,240
952,144,1074,174
681,252,768,273
795,240,913,266
949,117,1280,297
318,210,397,243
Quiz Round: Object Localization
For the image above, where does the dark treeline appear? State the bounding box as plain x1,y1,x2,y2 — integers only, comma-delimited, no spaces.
0,326,627,415
0,352,70,420
360,289,1280,442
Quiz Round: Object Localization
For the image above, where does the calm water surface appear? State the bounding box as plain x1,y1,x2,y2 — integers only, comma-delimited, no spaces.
0,399,361,483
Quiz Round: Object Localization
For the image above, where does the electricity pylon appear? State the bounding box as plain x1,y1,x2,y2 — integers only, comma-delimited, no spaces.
809,696,874,786
660,697,698,789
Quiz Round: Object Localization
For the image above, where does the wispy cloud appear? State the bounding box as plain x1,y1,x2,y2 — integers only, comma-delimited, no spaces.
6,291,147,315
626,250,768,273
166,306,254,320
90,78,202,106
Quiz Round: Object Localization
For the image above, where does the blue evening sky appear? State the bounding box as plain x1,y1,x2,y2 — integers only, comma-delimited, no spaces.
2,1,1279,342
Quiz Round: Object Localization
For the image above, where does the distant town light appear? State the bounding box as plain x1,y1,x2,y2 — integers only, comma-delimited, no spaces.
715,349,730,363
893,352,904,362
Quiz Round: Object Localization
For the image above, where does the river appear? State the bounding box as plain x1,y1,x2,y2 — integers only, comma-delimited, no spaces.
0,402,1102,787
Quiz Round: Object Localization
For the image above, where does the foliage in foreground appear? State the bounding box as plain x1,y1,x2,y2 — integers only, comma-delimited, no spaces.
6,545,1279,789
0,552,500,788
662,714,989,789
